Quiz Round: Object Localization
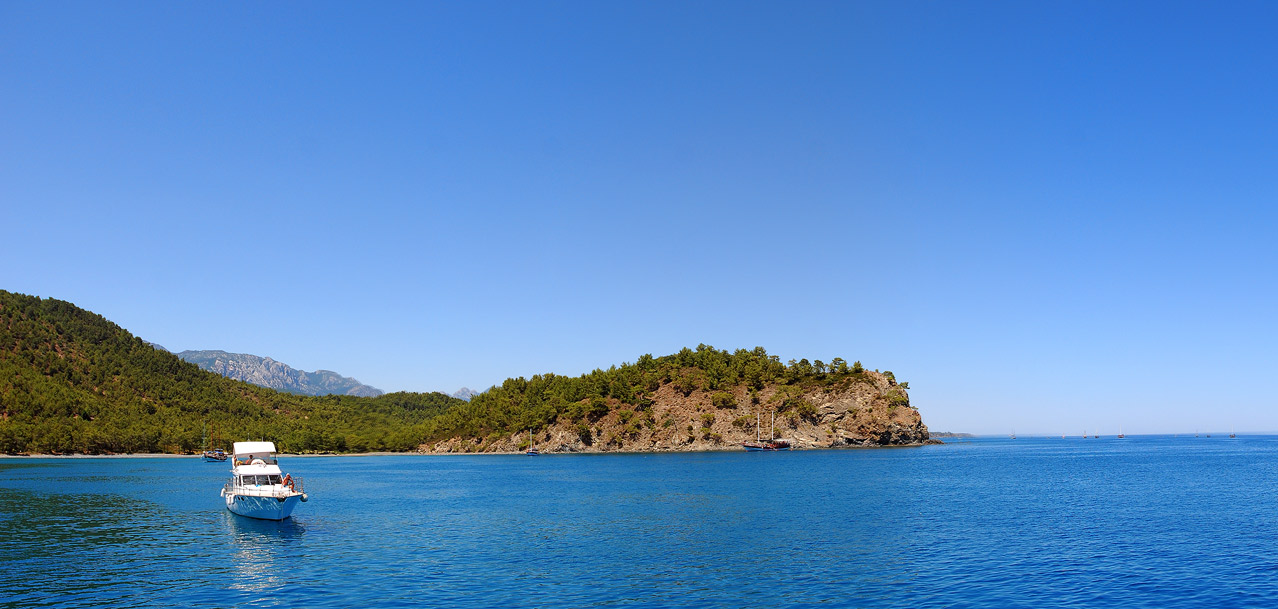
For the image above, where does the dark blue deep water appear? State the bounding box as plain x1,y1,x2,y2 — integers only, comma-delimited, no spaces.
4,436,1278,608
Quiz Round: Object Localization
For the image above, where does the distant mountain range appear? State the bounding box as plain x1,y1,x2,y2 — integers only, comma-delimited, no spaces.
162,344,477,400
175,350,384,397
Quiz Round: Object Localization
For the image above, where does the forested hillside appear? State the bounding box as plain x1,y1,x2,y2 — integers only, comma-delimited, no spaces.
0,291,462,453
0,290,925,454
421,344,925,452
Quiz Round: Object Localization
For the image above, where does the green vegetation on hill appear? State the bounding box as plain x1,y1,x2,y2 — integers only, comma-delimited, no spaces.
0,291,463,454
418,344,896,445
0,290,903,454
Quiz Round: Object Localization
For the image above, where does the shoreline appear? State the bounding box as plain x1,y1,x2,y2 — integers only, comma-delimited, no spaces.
0,442,938,459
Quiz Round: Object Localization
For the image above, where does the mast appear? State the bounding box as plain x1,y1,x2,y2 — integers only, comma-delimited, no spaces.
756,409,761,442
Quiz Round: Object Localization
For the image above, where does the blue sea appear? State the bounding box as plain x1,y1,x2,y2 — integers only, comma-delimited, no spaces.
3,435,1278,608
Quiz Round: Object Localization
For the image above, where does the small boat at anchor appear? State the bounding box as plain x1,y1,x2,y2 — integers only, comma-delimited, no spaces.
526,429,539,456
201,423,228,461
221,441,308,520
743,410,791,451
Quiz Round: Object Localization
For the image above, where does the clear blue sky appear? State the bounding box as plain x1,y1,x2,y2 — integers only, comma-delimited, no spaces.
4,1,1277,435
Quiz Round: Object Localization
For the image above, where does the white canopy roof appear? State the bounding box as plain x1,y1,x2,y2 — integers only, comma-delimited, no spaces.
233,441,277,457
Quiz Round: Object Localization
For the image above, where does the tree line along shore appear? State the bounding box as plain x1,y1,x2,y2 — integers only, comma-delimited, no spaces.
0,290,930,455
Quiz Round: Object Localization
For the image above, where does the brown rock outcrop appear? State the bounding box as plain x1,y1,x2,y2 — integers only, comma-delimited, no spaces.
422,371,929,454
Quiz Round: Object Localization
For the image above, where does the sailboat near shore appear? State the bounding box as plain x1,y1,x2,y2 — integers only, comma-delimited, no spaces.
201,422,228,462
526,429,539,456
743,409,790,451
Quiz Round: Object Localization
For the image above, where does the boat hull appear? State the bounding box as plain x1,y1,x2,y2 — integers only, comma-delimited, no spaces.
742,443,791,451
224,492,303,521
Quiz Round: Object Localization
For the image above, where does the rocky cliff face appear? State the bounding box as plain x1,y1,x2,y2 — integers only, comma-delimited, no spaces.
424,370,930,454
176,350,384,397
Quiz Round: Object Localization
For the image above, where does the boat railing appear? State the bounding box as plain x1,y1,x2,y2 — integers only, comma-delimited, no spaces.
224,477,304,497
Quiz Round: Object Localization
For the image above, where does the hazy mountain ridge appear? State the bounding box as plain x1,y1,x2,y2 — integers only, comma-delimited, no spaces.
176,350,384,397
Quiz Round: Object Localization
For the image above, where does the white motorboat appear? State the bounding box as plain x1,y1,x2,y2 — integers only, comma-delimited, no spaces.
221,441,307,520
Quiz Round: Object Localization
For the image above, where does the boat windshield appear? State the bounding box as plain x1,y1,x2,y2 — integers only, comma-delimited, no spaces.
239,475,283,486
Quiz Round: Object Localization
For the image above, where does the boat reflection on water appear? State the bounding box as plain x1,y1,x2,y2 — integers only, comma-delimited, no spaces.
222,511,306,597
226,511,307,541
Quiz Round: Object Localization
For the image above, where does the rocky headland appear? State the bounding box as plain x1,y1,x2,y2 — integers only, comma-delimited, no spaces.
424,370,931,454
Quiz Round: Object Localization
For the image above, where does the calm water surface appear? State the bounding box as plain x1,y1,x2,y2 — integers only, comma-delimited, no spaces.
3,436,1278,608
